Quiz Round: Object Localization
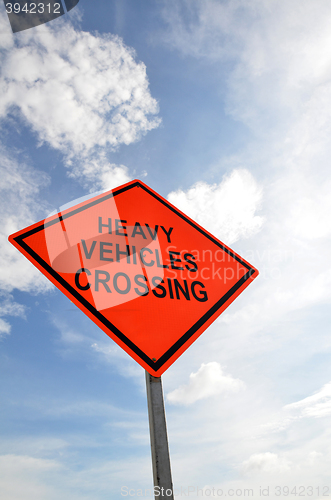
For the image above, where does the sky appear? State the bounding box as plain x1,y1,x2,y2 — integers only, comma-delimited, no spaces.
1,0,331,498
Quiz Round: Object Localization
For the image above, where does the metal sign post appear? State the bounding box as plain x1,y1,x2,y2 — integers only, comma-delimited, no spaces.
8,178,259,498
146,371,174,499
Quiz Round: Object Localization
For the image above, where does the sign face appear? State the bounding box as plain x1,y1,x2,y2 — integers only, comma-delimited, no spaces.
8,179,258,376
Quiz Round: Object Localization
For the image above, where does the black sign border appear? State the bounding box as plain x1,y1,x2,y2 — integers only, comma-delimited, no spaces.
13,181,256,373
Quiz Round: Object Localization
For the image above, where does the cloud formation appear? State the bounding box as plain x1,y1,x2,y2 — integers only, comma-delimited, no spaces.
242,452,292,475
167,362,245,405
162,0,331,334
0,454,60,500
162,0,331,130
0,11,160,189
0,10,161,330
263,381,331,437
167,169,264,244
0,150,51,295
0,293,26,336
0,149,52,335
284,382,331,419
157,4,331,487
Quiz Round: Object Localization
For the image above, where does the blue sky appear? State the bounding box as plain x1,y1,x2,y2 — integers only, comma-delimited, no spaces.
1,1,331,498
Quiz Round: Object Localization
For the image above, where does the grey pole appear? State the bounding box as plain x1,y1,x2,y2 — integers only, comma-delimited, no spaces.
145,371,174,500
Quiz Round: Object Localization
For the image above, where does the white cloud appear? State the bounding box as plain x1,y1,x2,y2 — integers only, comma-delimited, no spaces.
0,450,154,500
167,169,264,244
285,382,331,418
1,437,68,455
158,3,331,487
0,10,162,333
0,454,60,500
161,1,331,338
263,382,331,436
0,11,160,189
162,0,331,128
91,342,123,358
166,362,245,405
69,158,131,192
242,452,292,475
161,0,239,60
2,1,331,491
91,341,143,381
0,293,26,337
0,150,51,295
0,318,11,336
0,454,59,472
0,150,52,334
0,294,25,318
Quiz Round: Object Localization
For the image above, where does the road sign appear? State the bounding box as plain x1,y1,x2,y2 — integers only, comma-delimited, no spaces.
8,179,258,376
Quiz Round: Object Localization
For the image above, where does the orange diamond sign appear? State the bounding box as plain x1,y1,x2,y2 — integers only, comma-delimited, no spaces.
8,179,258,376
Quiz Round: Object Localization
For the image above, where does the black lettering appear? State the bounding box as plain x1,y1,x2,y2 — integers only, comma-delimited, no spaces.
155,249,168,268
167,278,174,299
98,217,112,234
152,277,166,298
113,272,131,294
116,244,130,263
191,281,208,302
81,239,96,259
174,279,190,300
184,253,198,272
100,242,113,262
145,223,158,240
140,247,155,267
134,274,149,296
75,268,91,290
115,219,128,236
161,226,173,243
95,270,111,292
169,251,184,270
132,222,147,239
